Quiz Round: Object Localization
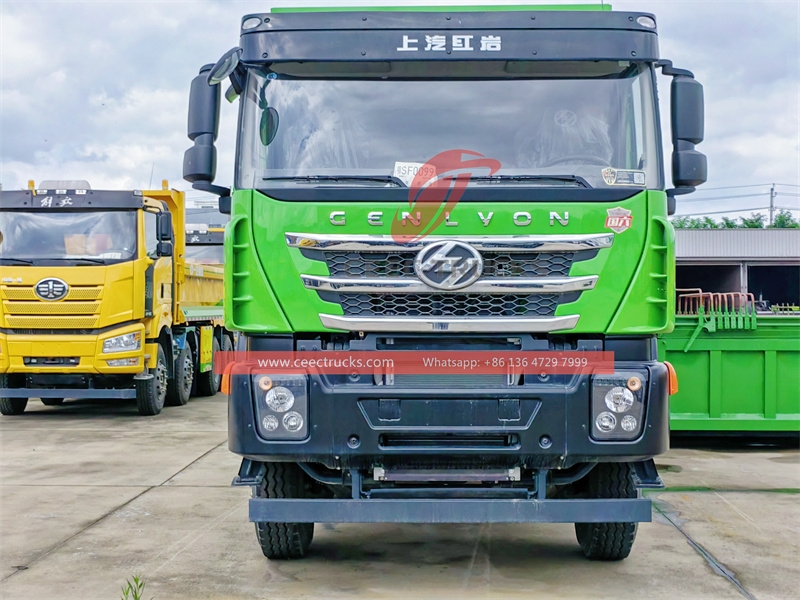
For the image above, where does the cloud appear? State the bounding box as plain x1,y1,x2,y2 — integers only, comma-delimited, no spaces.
1,0,798,212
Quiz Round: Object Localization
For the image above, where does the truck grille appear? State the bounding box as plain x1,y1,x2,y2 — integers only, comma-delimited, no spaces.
1,285,103,328
286,233,612,332
339,293,559,317
326,252,574,278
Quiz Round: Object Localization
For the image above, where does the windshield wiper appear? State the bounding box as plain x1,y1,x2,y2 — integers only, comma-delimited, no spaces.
262,175,406,187
46,257,107,265
469,175,589,188
0,258,35,265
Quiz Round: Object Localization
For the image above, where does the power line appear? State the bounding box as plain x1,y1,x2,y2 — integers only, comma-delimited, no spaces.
674,206,771,217
681,192,769,203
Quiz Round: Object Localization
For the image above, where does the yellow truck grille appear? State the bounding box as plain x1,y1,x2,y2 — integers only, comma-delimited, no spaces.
4,301,101,315
5,315,100,329
1,286,103,328
1,286,102,301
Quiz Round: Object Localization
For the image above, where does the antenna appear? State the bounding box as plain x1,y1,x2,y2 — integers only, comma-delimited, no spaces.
148,163,155,189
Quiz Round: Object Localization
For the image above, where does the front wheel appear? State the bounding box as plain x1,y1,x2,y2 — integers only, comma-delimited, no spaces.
574,462,638,561
166,346,194,406
254,463,314,560
136,345,168,416
0,375,27,415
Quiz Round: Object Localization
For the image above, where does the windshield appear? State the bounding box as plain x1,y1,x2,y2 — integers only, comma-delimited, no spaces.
0,211,137,265
185,244,224,265
237,61,661,193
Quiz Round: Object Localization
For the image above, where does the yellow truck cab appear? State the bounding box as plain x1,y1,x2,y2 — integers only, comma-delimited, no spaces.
0,180,233,415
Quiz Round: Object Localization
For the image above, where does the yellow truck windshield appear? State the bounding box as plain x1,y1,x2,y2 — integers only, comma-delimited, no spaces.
0,210,137,265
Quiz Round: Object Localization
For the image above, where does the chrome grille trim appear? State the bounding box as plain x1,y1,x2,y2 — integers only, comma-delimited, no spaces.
319,314,580,333
301,275,597,294
287,232,614,252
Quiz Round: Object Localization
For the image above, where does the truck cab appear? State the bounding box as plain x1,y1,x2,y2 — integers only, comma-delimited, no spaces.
184,5,706,561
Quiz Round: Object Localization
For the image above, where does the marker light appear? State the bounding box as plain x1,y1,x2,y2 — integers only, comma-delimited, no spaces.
637,16,656,29
621,415,638,432
242,16,262,30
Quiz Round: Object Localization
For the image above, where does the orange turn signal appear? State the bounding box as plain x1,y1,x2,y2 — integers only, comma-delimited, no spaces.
664,361,679,396
221,362,235,396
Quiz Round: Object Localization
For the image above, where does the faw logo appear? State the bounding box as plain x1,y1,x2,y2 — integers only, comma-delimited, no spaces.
34,278,69,301
605,207,633,234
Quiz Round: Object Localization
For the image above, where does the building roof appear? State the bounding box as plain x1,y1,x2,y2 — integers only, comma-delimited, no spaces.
675,228,800,262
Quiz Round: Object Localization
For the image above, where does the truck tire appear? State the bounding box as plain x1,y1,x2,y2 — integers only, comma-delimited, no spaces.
166,345,193,406
41,398,65,406
574,462,638,561
195,337,221,397
0,375,27,415
136,345,168,416
254,463,314,560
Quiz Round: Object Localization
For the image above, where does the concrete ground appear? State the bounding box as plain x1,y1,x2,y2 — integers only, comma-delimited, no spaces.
0,394,798,600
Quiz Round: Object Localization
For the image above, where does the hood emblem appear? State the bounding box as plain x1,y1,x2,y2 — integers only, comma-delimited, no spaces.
34,278,69,301
414,241,483,290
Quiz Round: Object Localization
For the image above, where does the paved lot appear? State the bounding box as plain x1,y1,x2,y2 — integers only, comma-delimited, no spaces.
1,394,798,600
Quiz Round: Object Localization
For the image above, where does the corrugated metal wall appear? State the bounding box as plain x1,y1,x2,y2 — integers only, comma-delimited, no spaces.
675,229,800,261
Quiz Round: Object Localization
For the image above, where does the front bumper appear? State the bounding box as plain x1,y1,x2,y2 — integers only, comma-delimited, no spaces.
0,323,146,399
229,362,670,470
1,323,146,375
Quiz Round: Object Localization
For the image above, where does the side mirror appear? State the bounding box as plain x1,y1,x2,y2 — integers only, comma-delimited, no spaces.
156,241,173,257
219,195,231,215
208,47,242,85
183,64,220,185
157,212,173,242
670,75,707,192
671,76,704,145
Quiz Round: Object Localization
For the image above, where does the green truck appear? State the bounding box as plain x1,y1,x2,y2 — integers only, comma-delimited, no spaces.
183,5,707,560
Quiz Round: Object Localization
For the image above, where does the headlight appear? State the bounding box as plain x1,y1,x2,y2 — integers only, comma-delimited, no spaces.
605,387,634,413
252,374,308,440
102,332,141,354
590,371,646,441
265,386,294,412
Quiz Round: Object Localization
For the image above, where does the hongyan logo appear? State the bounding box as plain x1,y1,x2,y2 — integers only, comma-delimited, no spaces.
605,207,633,234
390,150,501,243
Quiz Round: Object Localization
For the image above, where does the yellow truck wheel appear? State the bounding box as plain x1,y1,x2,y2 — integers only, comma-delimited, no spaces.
166,346,194,406
136,345,168,416
196,337,221,397
0,376,28,416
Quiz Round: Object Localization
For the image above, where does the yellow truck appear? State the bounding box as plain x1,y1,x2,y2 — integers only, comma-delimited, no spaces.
0,180,233,415
185,224,225,266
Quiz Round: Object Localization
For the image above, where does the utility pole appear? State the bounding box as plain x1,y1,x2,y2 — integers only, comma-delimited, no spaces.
769,183,776,226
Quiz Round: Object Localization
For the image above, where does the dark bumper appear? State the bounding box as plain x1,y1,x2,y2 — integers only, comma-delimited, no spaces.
228,362,670,470
0,387,136,399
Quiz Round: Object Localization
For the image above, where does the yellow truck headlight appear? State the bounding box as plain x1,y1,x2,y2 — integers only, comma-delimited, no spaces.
102,332,141,354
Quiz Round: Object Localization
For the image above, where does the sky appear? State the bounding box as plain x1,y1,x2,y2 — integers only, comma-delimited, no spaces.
1,0,798,220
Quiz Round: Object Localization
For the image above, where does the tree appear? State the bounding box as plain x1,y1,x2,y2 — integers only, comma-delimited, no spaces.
672,210,800,229
768,210,800,229
739,212,767,228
